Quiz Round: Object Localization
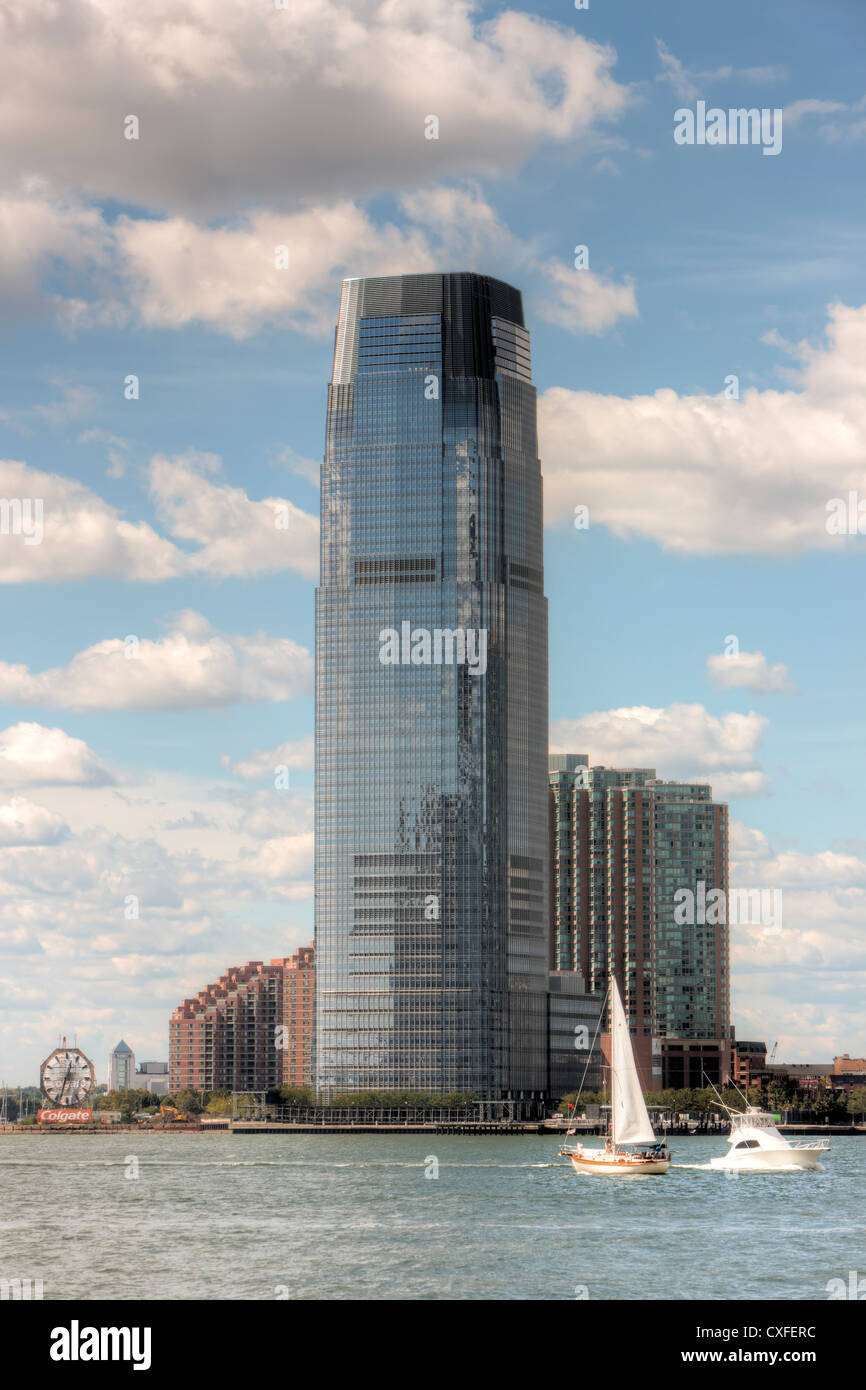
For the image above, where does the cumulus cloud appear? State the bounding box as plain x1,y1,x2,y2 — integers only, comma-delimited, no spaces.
706,649,797,694
550,701,769,797
535,259,638,335
729,823,866,1059
0,796,69,846
0,1,629,220
541,301,866,556
0,611,313,711
148,451,319,578
234,832,315,886
0,458,181,582
0,455,318,583
0,172,640,339
0,722,116,787
0,769,315,1078
222,736,314,781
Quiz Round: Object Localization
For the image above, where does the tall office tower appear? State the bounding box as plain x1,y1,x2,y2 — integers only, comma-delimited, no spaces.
548,757,730,1089
316,273,549,1099
107,1039,135,1092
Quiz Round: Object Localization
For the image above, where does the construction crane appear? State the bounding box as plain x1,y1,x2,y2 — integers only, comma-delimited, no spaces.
768,1041,778,1064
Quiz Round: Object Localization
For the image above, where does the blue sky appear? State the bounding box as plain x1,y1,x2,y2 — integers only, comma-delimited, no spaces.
1,0,865,1083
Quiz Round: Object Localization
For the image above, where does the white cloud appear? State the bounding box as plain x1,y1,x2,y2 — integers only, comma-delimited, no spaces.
783,98,849,126
0,457,182,583
0,455,318,583
535,259,638,335
0,610,313,711
0,1,629,220
0,177,638,340
655,39,787,102
729,824,866,1060
541,301,866,556
222,737,314,781
148,451,319,578
550,701,769,797
234,832,315,885
0,796,69,846
0,722,116,787
0,764,316,1079
34,379,99,424
0,182,115,323
706,649,796,694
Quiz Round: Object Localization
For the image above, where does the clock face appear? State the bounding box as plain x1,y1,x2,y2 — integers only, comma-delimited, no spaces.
41,1047,95,1105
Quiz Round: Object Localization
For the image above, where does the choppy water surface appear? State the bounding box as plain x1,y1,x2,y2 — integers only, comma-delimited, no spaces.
1,1133,861,1300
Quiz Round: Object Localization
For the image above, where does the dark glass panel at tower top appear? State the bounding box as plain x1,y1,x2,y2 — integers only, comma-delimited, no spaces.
315,272,548,1098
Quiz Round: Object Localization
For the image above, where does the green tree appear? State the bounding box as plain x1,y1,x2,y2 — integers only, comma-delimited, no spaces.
95,1089,157,1121
846,1086,866,1120
205,1096,233,1115
169,1089,203,1115
812,1089,848,1123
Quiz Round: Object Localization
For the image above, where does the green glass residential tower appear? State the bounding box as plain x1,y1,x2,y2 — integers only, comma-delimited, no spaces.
549,756,730,1088
315,273,549,1099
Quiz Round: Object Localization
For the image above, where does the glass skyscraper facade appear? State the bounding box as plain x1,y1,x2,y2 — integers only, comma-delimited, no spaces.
315,273,549,1098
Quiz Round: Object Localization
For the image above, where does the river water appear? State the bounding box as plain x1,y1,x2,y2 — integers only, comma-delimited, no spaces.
1,1133,862,1300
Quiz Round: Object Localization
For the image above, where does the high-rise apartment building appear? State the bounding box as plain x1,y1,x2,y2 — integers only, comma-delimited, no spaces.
549,755,730,1088
315,272,549,1099
169,945,314,1093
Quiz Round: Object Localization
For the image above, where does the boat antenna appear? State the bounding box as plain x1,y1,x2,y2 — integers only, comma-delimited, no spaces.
702,1070,737,1118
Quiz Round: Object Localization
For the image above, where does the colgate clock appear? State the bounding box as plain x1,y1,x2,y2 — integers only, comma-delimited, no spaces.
40,1039,95,1107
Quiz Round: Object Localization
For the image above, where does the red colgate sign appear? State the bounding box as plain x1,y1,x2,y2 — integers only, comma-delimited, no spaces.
38,1109,92,1123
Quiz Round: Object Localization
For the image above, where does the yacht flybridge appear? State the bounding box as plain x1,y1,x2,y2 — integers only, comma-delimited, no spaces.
559,979,671,1176
710,1106,829,1171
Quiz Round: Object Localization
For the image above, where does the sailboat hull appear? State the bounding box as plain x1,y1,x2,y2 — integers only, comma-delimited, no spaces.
567,1148,671,1176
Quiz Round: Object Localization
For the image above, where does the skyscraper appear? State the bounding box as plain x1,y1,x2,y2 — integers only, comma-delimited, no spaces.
549,756,730,1088
315,273,549,1099
107,1039,135,1092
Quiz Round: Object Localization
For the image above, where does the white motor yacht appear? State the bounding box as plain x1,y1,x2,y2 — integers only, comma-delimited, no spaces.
710,1106,829,1171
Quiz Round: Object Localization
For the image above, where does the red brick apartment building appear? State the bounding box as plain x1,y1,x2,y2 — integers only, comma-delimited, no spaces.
169,945,314,1093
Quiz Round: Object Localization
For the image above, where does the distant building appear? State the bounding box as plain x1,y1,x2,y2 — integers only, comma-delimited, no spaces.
549,755,730,1089
834,1054,866,1075
169,945,314,1093
731,1039,767,1089
107,1040,135,1092
134,1061,170,1096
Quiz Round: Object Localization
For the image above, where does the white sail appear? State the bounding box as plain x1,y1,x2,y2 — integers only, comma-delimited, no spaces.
610,978,655,1146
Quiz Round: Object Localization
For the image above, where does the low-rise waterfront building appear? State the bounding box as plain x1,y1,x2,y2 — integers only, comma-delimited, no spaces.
134,1061,170,1096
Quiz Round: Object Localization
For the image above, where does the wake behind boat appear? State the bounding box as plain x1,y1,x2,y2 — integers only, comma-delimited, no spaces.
709,1106,829,1172
559,979,671,1177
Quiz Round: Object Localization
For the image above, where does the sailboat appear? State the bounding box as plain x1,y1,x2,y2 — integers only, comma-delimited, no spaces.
560,979,671,1176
